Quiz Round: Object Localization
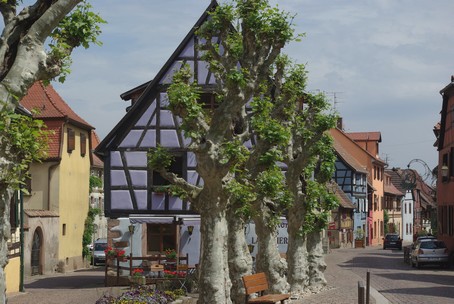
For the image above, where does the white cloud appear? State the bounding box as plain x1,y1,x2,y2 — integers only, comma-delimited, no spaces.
49,0,454,170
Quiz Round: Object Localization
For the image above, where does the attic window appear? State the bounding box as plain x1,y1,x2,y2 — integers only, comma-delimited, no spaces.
80,133,87,157
151,155,184,187
199,93,217,110
67,128,75,153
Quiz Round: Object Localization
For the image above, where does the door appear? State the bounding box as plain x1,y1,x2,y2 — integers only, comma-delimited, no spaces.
31,229,42,275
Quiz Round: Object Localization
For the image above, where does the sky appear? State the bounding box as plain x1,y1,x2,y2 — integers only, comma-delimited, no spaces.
51,0,454,176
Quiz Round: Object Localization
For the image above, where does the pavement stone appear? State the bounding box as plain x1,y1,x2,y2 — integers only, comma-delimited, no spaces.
7,246,386,304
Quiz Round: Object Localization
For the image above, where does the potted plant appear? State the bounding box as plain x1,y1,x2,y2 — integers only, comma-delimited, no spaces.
164,270,177,278
355,228,365,248
104,246,127,262
165,248,177,261
116,249,127,262
130,268,146,285
104,246,117,260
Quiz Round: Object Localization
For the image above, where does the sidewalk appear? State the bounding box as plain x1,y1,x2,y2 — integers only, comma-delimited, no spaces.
294,246,388,304
7,247,388,304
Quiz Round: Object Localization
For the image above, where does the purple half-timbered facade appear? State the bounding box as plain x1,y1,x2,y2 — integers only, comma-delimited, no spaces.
95,2,220,264
97,4,219,219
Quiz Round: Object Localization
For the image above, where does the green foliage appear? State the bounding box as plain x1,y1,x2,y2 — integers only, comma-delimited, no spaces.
251,96,290,149
82,206,100,258
220,139,249,167
89,175,102,192
148,145,174,171
0,107,51,191
384,209,389,235
48,1,106,83
169,185,189,201
226,179,256,218
167,65,204,141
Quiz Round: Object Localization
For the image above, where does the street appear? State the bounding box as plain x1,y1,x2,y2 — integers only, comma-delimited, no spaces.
343,245,454,304
6,245,454,304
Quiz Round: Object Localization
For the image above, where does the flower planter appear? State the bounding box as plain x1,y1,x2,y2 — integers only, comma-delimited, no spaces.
129,275,146,285
355,239,365,248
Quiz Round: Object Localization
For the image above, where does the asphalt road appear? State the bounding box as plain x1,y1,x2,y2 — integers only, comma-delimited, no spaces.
346,245,454,304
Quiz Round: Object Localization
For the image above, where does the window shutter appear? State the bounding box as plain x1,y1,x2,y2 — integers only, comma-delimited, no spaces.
67,128,75,152
80,133,87,157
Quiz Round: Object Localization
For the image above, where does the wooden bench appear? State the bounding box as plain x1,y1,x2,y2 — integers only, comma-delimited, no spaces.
242,272,290,304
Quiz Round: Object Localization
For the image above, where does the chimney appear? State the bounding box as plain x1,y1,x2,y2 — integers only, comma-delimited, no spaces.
337,117,343,130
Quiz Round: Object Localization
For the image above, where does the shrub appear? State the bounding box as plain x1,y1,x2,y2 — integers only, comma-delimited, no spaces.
95,286,176,304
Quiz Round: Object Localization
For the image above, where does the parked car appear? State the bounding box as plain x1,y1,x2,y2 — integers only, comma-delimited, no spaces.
415,235,435,243
93,238,107,266
411,239,449,269
383,233,402,250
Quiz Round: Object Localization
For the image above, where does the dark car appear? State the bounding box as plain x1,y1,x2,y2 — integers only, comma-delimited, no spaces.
383,233,402,250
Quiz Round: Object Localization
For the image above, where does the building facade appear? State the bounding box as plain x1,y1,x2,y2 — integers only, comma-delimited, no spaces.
19,82,93,276
437,77,454,254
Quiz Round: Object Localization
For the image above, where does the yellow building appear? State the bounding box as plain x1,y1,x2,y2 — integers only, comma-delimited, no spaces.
5,82,94,291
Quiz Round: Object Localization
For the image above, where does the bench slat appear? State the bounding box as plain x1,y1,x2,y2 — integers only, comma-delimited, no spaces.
242,272,290,304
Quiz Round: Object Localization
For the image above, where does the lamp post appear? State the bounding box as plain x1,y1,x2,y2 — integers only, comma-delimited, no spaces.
128,224,135,250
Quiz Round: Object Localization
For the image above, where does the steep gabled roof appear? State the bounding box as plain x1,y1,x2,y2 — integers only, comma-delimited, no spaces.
384,179,404,196
91,131,103,168
386,168,406,194
346,131,382,142
20,82,94,130
335,184,355,209
333,140,368,174
20,82,94,160
96,1,218,157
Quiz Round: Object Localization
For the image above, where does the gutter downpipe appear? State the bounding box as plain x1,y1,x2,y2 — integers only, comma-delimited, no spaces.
19,188,24,292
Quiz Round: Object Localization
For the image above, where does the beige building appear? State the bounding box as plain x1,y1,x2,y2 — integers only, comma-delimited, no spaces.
8,82,94,286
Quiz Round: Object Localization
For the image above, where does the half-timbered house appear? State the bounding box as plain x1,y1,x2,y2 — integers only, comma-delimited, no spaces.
95,2,222,265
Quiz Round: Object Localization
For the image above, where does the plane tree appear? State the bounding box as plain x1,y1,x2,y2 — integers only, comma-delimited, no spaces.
148,1,298,302
0,1,104,301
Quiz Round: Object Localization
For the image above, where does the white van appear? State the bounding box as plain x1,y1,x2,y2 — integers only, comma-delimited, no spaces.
93,238,107,266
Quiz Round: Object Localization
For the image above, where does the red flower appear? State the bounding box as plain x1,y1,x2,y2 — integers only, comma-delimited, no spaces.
132,268,144,277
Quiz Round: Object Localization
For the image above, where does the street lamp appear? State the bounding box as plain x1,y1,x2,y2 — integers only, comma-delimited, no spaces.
128,224,135,271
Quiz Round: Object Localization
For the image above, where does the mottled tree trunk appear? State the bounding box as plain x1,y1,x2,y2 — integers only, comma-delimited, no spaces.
254,217,288,293
227,209,252,304
286,214,308,294
198,208,231,304
306,231,327,292
0,177,12,304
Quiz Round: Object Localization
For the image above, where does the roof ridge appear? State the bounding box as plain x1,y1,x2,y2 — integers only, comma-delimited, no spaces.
40,81,66,117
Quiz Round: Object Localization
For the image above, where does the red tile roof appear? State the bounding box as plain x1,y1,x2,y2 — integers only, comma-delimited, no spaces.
20,82,94,160
333,140,368,173
20,82,93,129
346,132,382,142
334,184,355,209
384,181,404,196
91,131,104,168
